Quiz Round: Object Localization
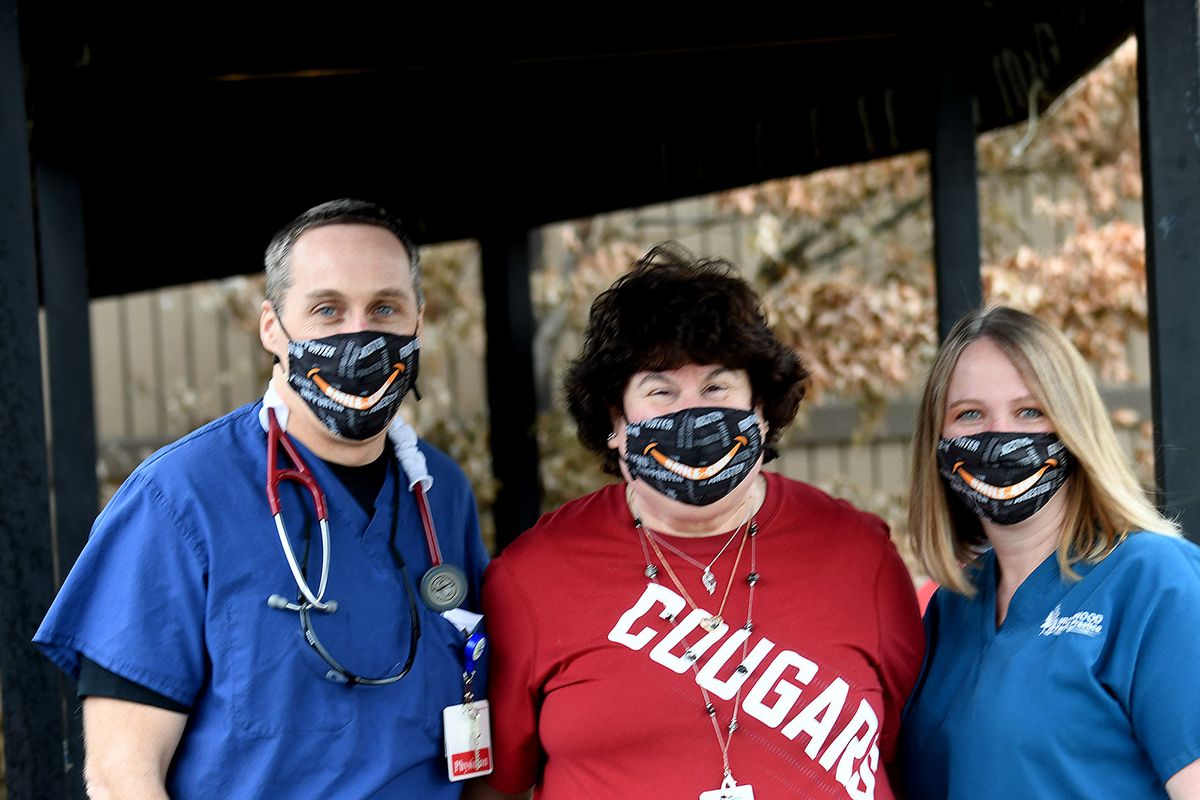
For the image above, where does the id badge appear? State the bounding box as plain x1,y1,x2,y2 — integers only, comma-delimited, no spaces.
443,699,493,781
699,783,755,799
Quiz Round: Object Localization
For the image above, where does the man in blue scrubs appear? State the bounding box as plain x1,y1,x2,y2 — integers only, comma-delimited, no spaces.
35,199,490,798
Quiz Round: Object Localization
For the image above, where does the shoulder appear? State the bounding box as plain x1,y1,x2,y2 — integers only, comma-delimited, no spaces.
102,403,261,524
132,402,261,483
92,404,262,548
766,471,892,545
415,438,473,491
1100,531,1200,582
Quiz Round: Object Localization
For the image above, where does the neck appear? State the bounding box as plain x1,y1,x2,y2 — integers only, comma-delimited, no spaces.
984,495,1066,626
270,371,389,467
627,473,765,538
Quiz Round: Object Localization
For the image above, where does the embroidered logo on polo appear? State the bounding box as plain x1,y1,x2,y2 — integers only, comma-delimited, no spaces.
1039,604,1104,637
609,583,880,800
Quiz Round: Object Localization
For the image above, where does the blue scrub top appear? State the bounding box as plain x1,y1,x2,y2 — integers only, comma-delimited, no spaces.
901,532,1200,800
35,402,489,799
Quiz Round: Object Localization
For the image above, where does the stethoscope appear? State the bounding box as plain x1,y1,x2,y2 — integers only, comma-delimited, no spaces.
262,406,469,685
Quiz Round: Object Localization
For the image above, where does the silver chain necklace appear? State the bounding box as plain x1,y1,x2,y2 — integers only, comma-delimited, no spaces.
644,520,747,595
634,514,761,796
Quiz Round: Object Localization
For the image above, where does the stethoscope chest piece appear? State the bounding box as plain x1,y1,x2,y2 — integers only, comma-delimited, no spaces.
420,563,468,612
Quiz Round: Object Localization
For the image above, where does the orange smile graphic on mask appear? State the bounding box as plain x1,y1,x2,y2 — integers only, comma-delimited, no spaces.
307,363,405,410
642,435,749,481
952,458,1059,501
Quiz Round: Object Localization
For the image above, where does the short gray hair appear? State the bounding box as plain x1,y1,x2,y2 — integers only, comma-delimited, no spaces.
264,199,422,314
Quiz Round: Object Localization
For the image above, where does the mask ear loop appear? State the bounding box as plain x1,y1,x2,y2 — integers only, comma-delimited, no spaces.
408,320,423,402
271,304,293,369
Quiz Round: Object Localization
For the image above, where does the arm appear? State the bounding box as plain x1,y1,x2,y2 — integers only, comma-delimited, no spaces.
462,779,532,800
1168,759,1200,800
478,557,543,796
82,697,187,800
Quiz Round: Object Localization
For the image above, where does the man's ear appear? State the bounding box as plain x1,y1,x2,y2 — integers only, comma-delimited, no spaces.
260,301,286,364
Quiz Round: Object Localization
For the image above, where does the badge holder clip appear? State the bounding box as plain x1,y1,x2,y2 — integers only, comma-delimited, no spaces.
443,632,493,781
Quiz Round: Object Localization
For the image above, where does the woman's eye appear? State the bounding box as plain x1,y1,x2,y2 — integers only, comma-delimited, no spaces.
1017,407,1044,419
955,409,982,421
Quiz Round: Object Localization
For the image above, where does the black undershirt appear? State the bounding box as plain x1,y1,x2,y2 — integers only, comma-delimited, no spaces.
77,445,391,709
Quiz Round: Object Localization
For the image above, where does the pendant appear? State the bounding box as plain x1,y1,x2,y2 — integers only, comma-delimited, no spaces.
699,773,755,799
701,569,717,595
698,785,754,800
700,615,723,632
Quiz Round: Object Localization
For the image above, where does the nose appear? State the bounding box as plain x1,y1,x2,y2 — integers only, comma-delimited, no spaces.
339,311,374,334
669,388,712,413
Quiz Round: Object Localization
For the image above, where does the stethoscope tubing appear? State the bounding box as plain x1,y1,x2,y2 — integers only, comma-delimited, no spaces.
266,408,336,612
273,514,332,610
263,406,458,684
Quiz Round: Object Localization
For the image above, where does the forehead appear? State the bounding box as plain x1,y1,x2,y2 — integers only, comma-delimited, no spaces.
946,337,1032,401
288,223,414,295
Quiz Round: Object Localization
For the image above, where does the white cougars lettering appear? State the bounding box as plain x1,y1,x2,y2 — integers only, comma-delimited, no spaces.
607,584,882,799
782,677,848,756
743,649,818,727
696,630,776,700
607,582,685,650
650,608,728,673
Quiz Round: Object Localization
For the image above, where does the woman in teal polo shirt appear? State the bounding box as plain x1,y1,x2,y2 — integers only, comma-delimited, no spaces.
901,306,1200,799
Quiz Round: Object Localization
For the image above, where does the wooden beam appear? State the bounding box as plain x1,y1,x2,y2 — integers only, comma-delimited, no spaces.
35,156,94,800
481,229,542,551
930,61,983,340
1138,0,1200,540
0,0,69,795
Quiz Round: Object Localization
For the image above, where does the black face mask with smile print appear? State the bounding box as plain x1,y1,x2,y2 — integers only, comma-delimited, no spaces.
284,329,420,440
624,407,763,506
937,431,1074,526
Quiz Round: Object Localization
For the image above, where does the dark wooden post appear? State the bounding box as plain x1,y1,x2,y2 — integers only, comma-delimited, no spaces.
1138,0,1200,540
481,228,542,551
931,61,983,340
0,0,70,795
36,155,96,799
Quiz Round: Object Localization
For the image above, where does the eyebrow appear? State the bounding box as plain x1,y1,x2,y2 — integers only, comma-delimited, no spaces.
634,367,733,388
302,288,413,304
946,395,1041,407
634,372,670,388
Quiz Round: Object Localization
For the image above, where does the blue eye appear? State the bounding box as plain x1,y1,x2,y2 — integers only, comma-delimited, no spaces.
314,306,338,318
1018,407,1044,419
956,409,982,421
374,304,396,317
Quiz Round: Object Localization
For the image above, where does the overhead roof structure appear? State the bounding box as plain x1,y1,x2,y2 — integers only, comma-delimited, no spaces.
18,2,1136,296
4,2,1198,798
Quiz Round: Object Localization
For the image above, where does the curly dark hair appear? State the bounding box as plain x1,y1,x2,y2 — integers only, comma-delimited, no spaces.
565,243,809,475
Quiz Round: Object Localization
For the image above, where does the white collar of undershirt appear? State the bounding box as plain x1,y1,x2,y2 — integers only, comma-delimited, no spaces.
258,379,433,493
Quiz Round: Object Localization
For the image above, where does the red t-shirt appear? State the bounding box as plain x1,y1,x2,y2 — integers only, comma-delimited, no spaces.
483,472,924,799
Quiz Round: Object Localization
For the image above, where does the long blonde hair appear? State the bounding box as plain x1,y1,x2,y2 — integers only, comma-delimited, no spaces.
908,306,1178,596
